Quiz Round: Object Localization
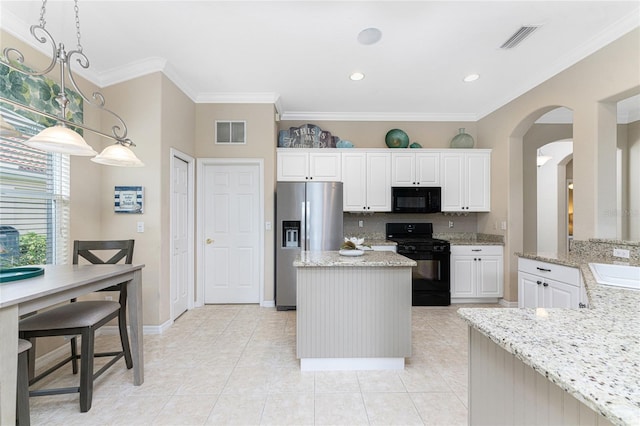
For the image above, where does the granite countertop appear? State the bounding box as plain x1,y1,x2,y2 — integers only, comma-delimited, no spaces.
435,232,505,246
293,250,416,268
458,250,640,425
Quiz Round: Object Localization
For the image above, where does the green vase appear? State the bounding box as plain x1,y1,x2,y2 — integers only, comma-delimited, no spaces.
450,128,474,148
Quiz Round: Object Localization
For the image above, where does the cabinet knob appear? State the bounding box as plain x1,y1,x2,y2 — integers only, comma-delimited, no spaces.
543,282,549,287
536,280,542,285
206,238,214,245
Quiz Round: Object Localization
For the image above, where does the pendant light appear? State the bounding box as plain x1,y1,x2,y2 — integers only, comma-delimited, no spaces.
92,141,144,167
0,0,143,167
26,124,97,156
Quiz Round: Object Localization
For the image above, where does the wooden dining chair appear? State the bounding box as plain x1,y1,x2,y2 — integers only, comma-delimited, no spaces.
17,338,32,426
19,239,135,412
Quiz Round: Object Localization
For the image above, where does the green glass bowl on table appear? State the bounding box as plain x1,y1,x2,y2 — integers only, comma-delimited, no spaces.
0,266,44,283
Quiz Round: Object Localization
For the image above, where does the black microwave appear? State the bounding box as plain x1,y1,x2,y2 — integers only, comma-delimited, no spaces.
391,187,441,213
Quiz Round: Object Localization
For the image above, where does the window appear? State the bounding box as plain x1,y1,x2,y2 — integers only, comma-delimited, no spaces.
215,121,246,144
0,106,70,267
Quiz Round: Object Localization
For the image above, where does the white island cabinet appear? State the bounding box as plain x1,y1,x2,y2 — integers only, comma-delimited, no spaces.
294,250,414,371
518,257,587,309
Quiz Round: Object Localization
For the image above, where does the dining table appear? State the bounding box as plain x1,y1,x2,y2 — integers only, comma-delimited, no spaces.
0,263,145,424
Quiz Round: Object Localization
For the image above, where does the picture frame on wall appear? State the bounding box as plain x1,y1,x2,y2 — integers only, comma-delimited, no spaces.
114,186,144,213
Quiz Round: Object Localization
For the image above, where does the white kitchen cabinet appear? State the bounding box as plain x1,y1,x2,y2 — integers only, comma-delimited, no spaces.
391,151,440,186
277,149,341,181
451,245,503,301
342,151,391,212
518,258,585,309
440,150,491,212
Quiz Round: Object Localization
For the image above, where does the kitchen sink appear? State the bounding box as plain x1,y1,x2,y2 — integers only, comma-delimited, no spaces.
588,263,640,290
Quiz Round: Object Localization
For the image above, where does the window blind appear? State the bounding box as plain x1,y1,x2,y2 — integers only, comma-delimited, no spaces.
0,106,70,266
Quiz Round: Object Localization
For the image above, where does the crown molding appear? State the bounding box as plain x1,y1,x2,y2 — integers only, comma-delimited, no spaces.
195,92,280,104
279,111,478,122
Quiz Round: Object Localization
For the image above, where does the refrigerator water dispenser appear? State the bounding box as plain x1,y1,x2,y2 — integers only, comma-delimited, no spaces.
282,221,300,248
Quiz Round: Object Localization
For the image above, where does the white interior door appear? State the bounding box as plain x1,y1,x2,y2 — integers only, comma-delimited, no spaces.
202,162,261,303
171,151,194,319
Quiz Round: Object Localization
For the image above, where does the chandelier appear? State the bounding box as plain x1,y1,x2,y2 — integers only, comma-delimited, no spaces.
0,0,143,167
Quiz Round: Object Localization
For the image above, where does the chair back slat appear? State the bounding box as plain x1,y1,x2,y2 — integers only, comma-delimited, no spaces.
73,240,135,265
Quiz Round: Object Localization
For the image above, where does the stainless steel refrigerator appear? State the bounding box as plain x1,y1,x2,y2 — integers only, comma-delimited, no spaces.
276,181,343,310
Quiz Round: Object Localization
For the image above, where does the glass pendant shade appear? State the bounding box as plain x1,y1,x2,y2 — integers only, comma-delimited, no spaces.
91,143,144,167
25,124,97,156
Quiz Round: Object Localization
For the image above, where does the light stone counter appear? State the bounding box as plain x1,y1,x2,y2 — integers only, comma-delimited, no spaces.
459,245,640,425
293,250,415,268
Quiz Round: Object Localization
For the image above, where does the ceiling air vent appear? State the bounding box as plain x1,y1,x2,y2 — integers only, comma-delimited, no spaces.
500,26,540,49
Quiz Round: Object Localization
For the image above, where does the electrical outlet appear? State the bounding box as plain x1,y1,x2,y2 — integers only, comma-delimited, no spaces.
358,220,364,228
613,248,630,259
448,220,454,228
136,221,144,233
501,221,507,230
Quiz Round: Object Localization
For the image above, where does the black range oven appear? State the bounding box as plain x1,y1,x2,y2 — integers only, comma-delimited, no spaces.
386,223,451,306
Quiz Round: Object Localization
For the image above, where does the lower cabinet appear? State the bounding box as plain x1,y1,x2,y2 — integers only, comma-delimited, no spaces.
451,245,503,301
518,258,586,309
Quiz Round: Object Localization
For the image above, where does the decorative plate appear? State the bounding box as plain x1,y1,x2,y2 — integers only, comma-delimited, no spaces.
0,266,44,283
338,249,364,257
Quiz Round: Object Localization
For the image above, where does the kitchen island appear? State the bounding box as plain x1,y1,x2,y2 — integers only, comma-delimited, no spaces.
458,244,639,426
294,250,415,371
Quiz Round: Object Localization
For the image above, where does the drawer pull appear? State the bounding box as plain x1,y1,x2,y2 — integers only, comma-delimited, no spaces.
536,267,551,272
472,249,482,252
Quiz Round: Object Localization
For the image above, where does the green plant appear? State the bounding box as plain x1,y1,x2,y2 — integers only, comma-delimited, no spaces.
17,232,47,266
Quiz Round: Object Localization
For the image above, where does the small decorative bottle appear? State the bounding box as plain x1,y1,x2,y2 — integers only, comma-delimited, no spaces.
450,128,475,148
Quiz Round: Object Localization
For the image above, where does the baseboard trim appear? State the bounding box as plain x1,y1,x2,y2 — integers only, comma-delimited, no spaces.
499,299,518,308
261,300,275,308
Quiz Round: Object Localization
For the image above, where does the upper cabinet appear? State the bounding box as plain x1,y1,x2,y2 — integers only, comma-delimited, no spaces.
342,151,391,212
440,150,491,212
277,149,341,181
391,151,440,186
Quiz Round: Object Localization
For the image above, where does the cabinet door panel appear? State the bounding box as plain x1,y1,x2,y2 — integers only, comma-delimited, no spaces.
466,153,490,211
441,153,464,211
277,152,309,181
309,153,341,181
391,153,416,186
342,153,367,211
366,153,391,211
478,256,503,297
544,279,579,309
452,257,475,297
519,272,541,308
415,153,440,185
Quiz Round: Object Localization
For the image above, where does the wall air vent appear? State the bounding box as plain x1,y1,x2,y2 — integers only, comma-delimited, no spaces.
215,121,246,144
500,26,540,49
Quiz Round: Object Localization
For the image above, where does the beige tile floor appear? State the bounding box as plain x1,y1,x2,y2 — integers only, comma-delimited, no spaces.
27,304,499,425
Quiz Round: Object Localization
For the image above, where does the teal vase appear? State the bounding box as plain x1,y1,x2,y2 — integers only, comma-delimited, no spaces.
450,128,474,148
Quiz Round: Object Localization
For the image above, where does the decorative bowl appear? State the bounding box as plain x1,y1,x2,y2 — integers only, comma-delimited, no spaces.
336,140,354,148
385,129,409,148
410,142,422,148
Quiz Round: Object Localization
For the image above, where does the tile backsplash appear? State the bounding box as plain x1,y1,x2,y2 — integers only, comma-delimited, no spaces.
343,212,478,239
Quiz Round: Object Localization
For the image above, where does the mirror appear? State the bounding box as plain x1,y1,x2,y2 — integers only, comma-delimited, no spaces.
616,94,640,242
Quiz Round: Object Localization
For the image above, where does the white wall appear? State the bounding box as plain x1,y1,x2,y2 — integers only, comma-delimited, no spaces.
536,141,573,254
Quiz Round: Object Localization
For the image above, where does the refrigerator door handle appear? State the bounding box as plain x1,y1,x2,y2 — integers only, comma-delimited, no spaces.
300,201,307,251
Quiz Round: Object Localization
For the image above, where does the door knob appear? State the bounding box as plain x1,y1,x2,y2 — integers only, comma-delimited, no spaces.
206,238,214,244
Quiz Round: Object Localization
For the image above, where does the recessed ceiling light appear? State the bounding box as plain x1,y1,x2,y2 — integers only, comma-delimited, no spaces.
464,74,480,82
357,28,382,45
350,72,365,81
